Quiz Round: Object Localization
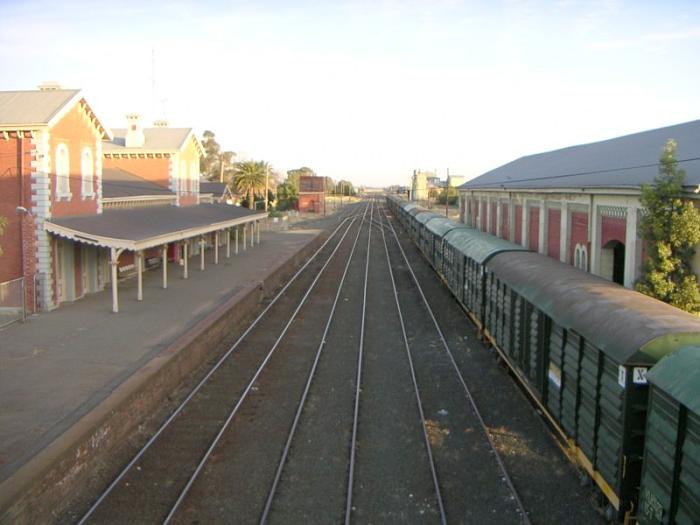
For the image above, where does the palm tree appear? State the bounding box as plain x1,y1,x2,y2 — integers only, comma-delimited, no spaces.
232,161,267,209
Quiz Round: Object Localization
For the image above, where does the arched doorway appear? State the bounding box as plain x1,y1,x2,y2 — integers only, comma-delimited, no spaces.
601,240,625,285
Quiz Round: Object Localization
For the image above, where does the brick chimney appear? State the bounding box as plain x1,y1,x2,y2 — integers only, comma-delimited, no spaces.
38,81,62,91
125,114,145,148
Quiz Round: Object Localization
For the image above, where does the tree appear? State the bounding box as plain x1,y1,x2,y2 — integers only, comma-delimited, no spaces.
276,182,298,211
200,130,236,181
233,160,267,210
336,180,355,196
636,139,700,313
286,167,315,190
0,216,6,256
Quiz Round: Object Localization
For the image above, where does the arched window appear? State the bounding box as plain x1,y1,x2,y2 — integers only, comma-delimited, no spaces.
81,147,94,197
56,143,70,197
573,243,589,272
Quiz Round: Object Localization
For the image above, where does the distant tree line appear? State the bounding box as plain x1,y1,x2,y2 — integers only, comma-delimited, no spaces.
199,131,356,212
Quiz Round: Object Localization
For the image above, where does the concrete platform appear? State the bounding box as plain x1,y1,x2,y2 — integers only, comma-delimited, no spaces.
0,224,329,520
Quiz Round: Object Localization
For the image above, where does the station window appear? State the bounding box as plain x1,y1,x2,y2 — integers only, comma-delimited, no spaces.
81,147,94,197
56,143,71,198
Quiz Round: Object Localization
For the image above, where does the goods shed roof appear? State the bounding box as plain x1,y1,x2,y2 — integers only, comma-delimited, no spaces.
647,346,700,414
487,252,700,365
444,229,527,264
460,118,700,191
45,204,266,251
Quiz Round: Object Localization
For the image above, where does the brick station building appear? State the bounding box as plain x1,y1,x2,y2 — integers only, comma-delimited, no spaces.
458,119,700,288
0,86,265,314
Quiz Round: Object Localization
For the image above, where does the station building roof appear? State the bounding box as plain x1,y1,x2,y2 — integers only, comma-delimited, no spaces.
460,118,700,191
45,204,266,251
102,168,174,199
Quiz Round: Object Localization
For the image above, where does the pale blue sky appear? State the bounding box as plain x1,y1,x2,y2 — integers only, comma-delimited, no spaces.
1,0,699,186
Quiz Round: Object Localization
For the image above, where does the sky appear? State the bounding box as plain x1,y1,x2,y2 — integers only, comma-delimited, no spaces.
1,0,700,187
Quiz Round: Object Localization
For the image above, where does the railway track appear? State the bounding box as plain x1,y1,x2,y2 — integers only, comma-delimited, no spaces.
76,202,369,524
69,197,578,524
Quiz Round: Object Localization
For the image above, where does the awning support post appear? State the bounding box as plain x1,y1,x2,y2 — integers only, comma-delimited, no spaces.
243,224,247,251
110,247,124,313
226,228,231,258
162,244,168,289
137,250,144,301
235,227,239,254
183,242,189,279
215,231,219,264
256,220,260,245
200,235,205,271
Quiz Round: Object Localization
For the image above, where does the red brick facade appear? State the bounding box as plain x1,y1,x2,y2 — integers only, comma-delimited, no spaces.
0,133,37,312
500,202,509,240
514,205,522,245
528,206,540,251
547,208,561,260
299,193,325,213
601,216,626,247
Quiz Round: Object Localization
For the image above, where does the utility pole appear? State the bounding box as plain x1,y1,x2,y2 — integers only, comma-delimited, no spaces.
265,164,269,212
446,167,450,218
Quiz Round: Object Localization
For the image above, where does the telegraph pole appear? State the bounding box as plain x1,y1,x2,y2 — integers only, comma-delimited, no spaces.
446,167,450,218
264,164,269,212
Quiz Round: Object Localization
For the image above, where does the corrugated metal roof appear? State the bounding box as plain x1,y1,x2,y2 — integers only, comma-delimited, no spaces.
102,168,174,198
46,204,264,249
487,252,700,364
444,228,527,265
647,346,700,414
104,127,193,152
425,217,469,237
415,211,442,225
460,119,700,190
0,89,80,126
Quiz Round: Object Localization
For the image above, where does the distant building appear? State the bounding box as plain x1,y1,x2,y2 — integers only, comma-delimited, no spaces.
458,119,700,288
298,175,326,213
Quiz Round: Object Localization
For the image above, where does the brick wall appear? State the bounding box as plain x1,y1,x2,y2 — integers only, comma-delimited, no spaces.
514,205,522,245
547,208,561,260
490,202,497,236
49,103,100,218
102,155,171,189
501,202,509,240
529,206,540,251
601,216,626,247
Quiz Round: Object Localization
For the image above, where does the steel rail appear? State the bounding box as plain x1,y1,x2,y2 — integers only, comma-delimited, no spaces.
381,204,532,525
77,207,362,525
161,204,370,525
258,200,371,523
376,204,448,524
344,197,374,525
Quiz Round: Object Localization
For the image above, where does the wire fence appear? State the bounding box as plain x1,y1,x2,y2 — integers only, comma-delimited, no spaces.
0,277,26,328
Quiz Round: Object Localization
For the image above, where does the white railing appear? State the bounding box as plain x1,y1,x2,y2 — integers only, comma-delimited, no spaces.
0,277,25,328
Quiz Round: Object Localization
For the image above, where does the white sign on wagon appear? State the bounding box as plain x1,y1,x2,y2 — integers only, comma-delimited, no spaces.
618,365,627,388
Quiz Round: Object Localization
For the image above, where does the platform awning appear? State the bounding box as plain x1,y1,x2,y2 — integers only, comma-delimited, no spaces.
44,203,267,251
